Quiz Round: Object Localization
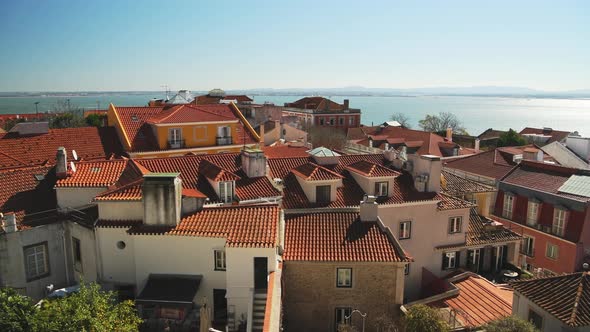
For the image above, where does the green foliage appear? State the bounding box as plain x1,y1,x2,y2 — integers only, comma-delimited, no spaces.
485,315,539,332
0,283,141,332
418,112,468,135
404,304,450,332
0,288,37,332
49,112,87,129
85,114,106,127
1,118,26,131
497,129,527,147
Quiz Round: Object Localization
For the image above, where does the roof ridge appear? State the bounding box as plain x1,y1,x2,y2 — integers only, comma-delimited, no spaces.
308,162,344,178
568,272,588,326
188,104,235,119
155,104,185,124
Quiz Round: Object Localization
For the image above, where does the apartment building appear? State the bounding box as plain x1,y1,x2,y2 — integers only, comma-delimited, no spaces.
282,97,361,131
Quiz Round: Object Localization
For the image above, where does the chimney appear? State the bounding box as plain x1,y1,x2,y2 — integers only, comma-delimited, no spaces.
446,127,453,142
241,147,267,178
143,173,182,227
408,154,442,193
2,212,17,233
56,147,68,179
360,195,378,222
343,99,350,110
474,138,480,153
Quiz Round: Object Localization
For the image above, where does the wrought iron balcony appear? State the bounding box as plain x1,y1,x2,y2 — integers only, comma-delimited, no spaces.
167,139,186,149
216,136,233,146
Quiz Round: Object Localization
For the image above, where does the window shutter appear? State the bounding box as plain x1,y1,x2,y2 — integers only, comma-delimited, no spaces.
374,182,379,195
448,219,453,233
456,251,461,268
442,253,448,270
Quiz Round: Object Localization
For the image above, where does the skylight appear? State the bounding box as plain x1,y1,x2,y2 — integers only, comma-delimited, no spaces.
558,175,590,198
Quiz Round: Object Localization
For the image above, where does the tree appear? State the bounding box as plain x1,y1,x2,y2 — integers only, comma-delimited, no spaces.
85,114,106,127
497,129,527,147
0,287,37,332
35,283,142,332
418,112,467,135
49,99,87,129
390,113,411,128
484,316,539,332
307,126,347,150
404,304,450,332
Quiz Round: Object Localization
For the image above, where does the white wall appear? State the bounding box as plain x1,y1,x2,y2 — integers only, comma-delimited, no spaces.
295,177,341,203
96,227,136,285
97,201,144,220
378,202,470,300
68,222,98,284
57,187,107,209
349,172,395,197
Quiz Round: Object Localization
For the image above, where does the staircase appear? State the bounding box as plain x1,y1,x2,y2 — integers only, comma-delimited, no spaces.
252,290,267,332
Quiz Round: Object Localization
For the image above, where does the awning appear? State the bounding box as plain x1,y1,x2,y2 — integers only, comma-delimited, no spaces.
136,274,202,305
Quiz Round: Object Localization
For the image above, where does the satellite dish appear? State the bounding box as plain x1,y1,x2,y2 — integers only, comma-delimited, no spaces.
70,162,77,173
72,149,78,161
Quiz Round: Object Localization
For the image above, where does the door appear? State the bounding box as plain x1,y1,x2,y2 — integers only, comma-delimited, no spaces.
254,257,268,290
213,289,227,323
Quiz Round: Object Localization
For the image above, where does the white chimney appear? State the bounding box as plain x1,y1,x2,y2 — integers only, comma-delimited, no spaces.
474,139,480,153
360,195,379,222
408,154,441,193
143,173,182,227
2,212,17,233
446,127,453,142
56,147,68,179
241,147,267,178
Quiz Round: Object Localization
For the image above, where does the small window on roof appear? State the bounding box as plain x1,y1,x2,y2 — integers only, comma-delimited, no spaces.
131,115,139,121
90,167,101,173
34,174,45,181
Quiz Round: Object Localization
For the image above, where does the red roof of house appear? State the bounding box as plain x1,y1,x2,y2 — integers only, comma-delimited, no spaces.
56,160,129,188
346,160,401,177
0,127,123,170
511,272,590,327
427,273,513,328
146,104,237,124
292,163,344,181
262,145,310,159
111,106,163,151
127,205,279,248
224,95,253,103
520,127,570,144
0,166,57,229
283,212,410,262
199,159,241,182
285,97,346,112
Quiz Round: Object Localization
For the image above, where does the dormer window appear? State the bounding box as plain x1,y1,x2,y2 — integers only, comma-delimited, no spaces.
375,182,389,197
316,185,331,203
131,115,139,122
219,181,234,203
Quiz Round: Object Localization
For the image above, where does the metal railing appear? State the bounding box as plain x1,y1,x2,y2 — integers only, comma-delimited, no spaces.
216,136,233,146
167,139,186,149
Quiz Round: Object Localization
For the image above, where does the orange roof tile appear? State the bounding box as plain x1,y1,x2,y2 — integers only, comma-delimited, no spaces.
146,104,237,124
284,212,410,262
291,162,344,181
199,159,241,182
346,160,401,177
56,160,129,187
262,145,310,159
128,205,279,247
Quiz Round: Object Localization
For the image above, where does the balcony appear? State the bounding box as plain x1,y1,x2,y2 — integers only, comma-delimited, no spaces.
167,139,185,149
520,248,535,257
216,136,233,146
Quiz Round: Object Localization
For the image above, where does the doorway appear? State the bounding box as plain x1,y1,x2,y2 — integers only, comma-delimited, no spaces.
254,257,268,290
213,289,227,323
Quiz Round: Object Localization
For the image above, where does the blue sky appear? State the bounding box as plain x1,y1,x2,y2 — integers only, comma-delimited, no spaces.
0,0,588,91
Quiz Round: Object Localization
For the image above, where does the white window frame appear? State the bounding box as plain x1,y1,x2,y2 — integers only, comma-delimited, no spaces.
503,194,514,219
521,236,534,256
218,181,234,203
546,243,559,260
443,251,458,270
168,128,182,144
24,242,49,281
448,216,462,234
552,208,567,237
335,307,352,331
336,268,352,288
527,201,539,226
338,117,344,126
214,250,226,271
399,221,411,240
375,181,388,197
348,117,354,126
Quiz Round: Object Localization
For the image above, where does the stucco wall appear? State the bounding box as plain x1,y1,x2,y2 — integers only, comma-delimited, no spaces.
295,177,341,203
283,261,404,332
96,227,136,285
68,222,98,283
56,187,107,209
97,201,144,221
349,172,394,198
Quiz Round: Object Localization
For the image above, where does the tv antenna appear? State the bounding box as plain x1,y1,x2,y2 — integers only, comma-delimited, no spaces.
161,84,170,101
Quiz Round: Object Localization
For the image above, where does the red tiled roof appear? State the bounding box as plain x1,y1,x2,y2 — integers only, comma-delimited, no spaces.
199,159,241,182
441,170,496,196
224,95,253,103
128,205,279,248
520,127,570,144
292,163,344,181
429,273,513,328
56,160,129,187
346,160,401,177
511,272,590,327
95,179,143,201
285,97,345,112
262,145,310,159
0,166,57,229
283,212,410,262
111,106,162,151
146,104,237,124
0,127,123,169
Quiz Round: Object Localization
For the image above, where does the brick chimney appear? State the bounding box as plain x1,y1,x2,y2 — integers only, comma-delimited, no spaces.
2,212,17,233
343,99,350,110
446,127,453,142
241,147,267,178
56,147,68,179
360,195,378,222
143,173,182,227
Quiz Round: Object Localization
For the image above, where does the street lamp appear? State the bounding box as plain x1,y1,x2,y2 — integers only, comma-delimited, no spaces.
345,309,367,332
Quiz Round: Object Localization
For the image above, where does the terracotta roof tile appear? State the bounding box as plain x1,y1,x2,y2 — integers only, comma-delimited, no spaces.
199,159,241,182
56,160,129,187
520,127,570,144
0,127,123,169
283,212,410,262
292,162,344,181
346,160,401,177
146,104,237,124
111,106,163,151
95,179,143,201
511,272,590,327
285,97,347,112
262,145,310,159
441,170,495,196
127,205,279,248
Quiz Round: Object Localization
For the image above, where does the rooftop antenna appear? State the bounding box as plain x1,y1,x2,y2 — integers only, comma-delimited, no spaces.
161,84,170,101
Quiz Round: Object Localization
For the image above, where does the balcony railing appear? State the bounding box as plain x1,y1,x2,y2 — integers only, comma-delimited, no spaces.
216,136,233,146
167,139,186,149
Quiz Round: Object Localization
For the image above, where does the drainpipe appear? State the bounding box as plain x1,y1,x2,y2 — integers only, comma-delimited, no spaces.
62,229,70,286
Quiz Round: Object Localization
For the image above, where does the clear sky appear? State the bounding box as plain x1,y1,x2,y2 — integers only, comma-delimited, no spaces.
0,0,588,92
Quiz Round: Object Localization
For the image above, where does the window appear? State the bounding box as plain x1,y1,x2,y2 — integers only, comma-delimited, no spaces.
72,237,82,272
320,118,325,125
546,243,559,260
448,217,462,234
349,117,354,126
217,126,231,138
316,185,331,203
336,268,352,288
117,241,126,249
442,251,459,270
339,117,344,126
399,221,411,239
528,309,543,330
552,208,567,237
24,242,49,281
214,250,226,271
503,194,514,219
335,307,352,331
521,236,534,257
219,181,234,203
329,117,335,126
404,264,410,275
527,201,540,226
168,128,182,144
375,182,389,197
